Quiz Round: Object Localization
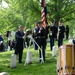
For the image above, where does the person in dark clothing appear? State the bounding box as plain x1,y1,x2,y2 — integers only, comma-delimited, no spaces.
65,25,69,40
57,20,65,47
37,21,46,62
49,20,57,50
33,22,40,50
0,34,4,52
14,25,25,63
45,25,49,39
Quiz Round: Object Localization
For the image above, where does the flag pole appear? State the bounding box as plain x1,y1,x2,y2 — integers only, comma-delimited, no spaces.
41,0,48,28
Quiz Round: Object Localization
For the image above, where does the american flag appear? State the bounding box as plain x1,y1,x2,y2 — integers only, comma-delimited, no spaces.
41,0,47,28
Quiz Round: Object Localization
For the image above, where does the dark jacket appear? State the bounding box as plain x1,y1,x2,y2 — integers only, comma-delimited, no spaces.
38,27,46,37
65,26,69,33
33,26,39,38
49,25,58,38
15,31,24,50
58,25,65,39
37,27,46,46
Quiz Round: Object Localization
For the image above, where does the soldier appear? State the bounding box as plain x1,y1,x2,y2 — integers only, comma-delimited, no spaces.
65,25,69,40
32,22,40,50
57,20,65,47
38,21,46,62
49,20,57,50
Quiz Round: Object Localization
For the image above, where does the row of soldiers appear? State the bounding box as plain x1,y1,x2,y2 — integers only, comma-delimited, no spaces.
14,20,69,63
33,20,69,62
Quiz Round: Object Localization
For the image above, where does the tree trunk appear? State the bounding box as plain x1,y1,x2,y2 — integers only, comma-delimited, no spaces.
54,0,60,26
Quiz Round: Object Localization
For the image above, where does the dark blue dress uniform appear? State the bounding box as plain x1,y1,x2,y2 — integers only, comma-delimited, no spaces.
45,25,50,40
65,25,69,39
33,25,40,50
49,25,57,50
14,31,24,63
57,25,65,47
38,27,46,62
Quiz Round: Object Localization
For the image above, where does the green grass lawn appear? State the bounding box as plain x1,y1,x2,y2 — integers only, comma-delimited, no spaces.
0,40,68,75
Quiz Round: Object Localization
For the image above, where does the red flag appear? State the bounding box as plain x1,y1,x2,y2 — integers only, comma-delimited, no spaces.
41,0,47,28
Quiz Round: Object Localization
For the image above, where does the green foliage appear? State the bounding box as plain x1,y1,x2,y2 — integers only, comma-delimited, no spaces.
0,0,75,36
47,0,75,25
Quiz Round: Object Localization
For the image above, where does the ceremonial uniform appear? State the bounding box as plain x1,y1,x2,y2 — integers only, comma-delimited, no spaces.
57,25,65,47
49,25,57,50
38,26,46,62
65,25,69,39
45,25,49,39
33,25,40,50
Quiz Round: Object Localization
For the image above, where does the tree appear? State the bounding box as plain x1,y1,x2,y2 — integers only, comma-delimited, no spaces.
47,0,75,25
0,0,75,35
